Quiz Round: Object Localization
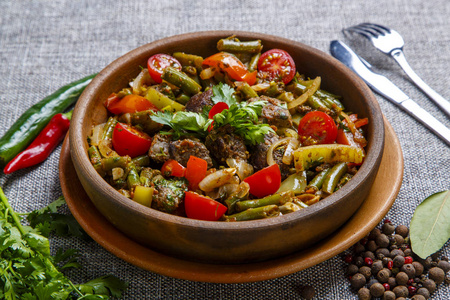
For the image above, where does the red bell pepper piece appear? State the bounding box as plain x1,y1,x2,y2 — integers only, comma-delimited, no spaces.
3,111,72,174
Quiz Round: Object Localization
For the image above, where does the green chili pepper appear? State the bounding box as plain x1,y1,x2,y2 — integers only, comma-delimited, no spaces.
0,73,97,168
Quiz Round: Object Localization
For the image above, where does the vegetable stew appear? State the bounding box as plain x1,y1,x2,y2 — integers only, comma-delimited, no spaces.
87,36,369,221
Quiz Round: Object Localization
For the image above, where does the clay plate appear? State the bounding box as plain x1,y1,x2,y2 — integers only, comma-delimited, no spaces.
60,118,402,283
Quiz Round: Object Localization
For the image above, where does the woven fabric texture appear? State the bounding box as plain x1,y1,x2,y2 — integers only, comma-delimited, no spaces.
0,0,449,299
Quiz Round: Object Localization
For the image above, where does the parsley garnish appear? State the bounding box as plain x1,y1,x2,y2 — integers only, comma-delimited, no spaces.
0,187,128,299
150,83,274,145
211,82,237,106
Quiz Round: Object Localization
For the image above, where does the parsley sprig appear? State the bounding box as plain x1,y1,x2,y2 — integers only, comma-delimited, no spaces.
0,187,128,299
150,83,274,145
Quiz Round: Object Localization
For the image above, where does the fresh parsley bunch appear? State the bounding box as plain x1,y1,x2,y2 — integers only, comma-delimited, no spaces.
150,83,274,145
0,187,128,299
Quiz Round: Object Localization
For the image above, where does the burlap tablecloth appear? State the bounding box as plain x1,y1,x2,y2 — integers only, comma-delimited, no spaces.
1,0,449,299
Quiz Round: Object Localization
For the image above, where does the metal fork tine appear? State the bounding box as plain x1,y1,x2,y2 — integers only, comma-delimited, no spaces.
359,23,390,35
345,26,374,40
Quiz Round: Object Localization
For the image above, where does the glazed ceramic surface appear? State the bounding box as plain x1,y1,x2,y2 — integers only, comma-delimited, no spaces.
69,31,385,264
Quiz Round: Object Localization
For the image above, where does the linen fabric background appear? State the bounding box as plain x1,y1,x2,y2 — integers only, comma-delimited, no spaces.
1,0,449,299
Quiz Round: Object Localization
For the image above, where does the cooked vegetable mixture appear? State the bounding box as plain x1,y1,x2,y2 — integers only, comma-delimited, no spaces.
87,36,369,221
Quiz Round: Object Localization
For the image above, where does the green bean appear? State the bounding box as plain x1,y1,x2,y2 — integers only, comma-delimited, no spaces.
264,81,285,97
101,156,130,171
237,82,258,99
224,205,280,221
176,93,191,105
307,168,331,192
131,155,150,170
172,52,204,69
235,192,291,212
322,162,348,194
119,110,162,134
217,38,262,53
277,92,295,103
126,163,141,192
316,90,345,110
248,52,261,72
285,81,308,96
161,67,202,95
307,95,330,112
88,146,105,176
102,117,118,141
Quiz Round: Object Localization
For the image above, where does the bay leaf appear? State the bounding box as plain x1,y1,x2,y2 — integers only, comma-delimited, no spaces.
410,190,450,259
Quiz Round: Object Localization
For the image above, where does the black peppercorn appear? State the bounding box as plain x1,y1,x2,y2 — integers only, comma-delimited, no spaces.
299,285,315,300
364,251,376,261
357,287,371,300
387,276,397,289
390,249,404,258
354,242,366,254
393,234,404,246
393,255,405,268
382,290,396,300
371,260,383,275
403,248,412,257
350,273,367,289
422,279,436,294
359,266,372,279
346,264,359,276
366,240,378,252
376,248,390,259
393,285,409,298
395,225,409,238
428,267,445,284
369,228,381,240
382,222,395,235
355,256,364,267
369,282,385,297
400,263,416,279
376,234,390,248
396,271,409,286
412,261,424,276
422,257,433,270
416,287,430,299
437,260,450,273
377,268,390,283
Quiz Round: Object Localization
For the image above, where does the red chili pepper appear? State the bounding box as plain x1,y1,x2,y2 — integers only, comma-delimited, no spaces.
3,111,72,174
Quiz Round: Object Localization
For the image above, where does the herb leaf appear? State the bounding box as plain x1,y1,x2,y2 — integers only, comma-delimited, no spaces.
213,101,275,145
211,82,236,106
0,187,128,299
410,190,450,259
150,110,212,139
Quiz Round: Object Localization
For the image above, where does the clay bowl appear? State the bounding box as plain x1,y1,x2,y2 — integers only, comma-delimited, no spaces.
69,31,385,264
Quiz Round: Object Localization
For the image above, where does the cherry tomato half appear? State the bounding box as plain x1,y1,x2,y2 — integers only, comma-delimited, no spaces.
161,159,186,177
257,49,296,84
298,111,338,145
185,156,208,191
203,52,257,85
184,191,227,221
112,122,152,158
147,54,182,84
243,164,281,198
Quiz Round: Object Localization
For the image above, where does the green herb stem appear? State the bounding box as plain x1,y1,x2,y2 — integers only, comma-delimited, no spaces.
0,186,26,235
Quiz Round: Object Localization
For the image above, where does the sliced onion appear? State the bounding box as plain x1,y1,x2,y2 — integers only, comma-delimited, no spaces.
282,138,300,165
200,67,215,80
251,82,270,92
266,137,291,166
89,123,105,146
132,68,153,94
226,158,254,181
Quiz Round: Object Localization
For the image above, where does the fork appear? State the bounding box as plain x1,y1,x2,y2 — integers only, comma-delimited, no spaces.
344,23,450,117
